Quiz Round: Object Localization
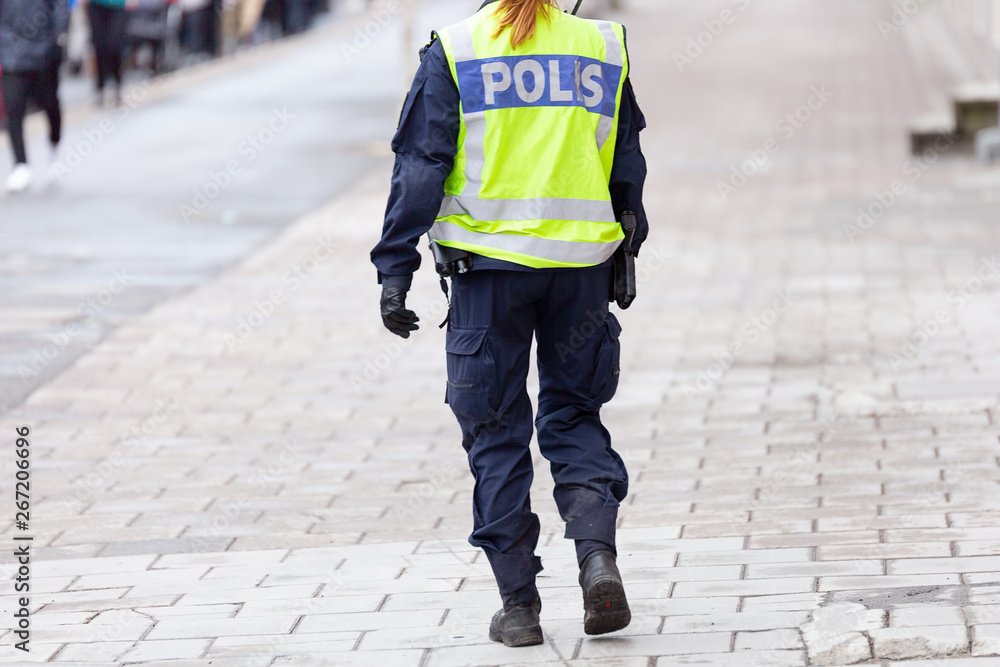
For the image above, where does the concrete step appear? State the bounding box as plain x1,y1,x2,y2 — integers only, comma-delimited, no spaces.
954,81,1000,135
908,82,999,155
909,113,961,155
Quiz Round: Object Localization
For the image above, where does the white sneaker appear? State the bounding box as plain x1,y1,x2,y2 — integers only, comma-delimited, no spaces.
5,164,32,194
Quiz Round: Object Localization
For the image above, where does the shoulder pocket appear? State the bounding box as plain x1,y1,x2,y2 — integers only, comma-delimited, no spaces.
394,76,427,141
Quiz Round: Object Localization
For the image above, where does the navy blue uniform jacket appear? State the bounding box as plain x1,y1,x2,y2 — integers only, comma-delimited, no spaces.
371,2,648,290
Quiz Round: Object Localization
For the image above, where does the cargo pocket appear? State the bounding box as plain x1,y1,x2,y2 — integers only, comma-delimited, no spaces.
587,313,622,410
445,327,490,425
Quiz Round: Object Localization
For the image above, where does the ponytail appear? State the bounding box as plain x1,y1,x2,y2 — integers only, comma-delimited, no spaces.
491,0,560,49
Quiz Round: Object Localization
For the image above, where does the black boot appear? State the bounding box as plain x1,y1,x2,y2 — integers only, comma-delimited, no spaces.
579,550,631,635
488,598,543,647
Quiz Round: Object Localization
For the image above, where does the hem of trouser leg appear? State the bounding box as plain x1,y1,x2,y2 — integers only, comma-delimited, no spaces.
575,538,615,567
564,504,618,545
504,580,541,607
484,550,543,601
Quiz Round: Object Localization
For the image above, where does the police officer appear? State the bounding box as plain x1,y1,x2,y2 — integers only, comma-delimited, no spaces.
371,0,647,647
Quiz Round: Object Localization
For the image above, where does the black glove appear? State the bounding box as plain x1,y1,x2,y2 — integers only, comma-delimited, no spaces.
380,288,420,338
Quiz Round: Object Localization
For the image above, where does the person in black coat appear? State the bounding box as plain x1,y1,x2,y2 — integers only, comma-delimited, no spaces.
84,0,130,106
0,0,68,193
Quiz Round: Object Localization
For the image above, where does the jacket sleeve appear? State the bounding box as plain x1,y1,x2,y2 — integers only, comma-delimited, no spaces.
609,33,649,256
370,38,460,290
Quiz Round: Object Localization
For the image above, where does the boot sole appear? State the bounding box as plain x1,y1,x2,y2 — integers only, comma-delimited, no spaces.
583,578,631,635
489,625,544,647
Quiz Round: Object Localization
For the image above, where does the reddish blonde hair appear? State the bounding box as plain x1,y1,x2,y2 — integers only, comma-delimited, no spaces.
491,0,560,49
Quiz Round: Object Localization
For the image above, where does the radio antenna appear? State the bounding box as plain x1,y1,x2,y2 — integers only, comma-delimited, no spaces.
571,0,583,15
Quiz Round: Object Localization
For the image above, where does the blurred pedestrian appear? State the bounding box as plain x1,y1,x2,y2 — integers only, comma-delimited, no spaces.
127,0,170,74
371,0,647,647
65,0,90,74
179,0,212,57
238,0,267,41
84,0,131,106
282,0,308,34
0,0,69,193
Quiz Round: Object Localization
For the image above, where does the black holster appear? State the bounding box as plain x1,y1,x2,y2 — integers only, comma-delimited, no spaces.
611,211,637,309
429,238,473,278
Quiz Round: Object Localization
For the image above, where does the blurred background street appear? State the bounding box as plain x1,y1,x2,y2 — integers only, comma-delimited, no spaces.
2,0,1000,665
0,0,469,410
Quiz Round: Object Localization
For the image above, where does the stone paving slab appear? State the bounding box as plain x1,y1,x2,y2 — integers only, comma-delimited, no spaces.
2,0,1000,665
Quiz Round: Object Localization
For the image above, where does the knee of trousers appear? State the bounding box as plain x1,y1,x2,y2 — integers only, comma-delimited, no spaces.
540,311,622,413
584,312,623,410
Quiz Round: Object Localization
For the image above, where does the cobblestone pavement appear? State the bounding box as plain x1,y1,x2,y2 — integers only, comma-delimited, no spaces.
2,0,1000,665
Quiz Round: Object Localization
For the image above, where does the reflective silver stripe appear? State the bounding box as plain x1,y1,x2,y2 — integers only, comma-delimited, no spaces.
440,195,616,224
444,21,483,197
430,221,621,265
594,20,623,67
447,20,476,62
462,112,487,197
593,21,623,149
596,115,614,150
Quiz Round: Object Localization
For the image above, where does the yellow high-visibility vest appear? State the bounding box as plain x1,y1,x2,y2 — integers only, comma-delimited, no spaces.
431,3,628,268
